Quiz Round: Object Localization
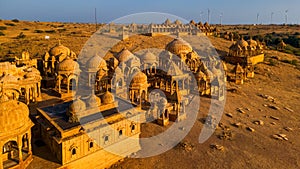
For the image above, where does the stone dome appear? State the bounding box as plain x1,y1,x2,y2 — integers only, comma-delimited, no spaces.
68,97,86,114
160,97,168,106
86,54,108,71
86,94,101,108
164,19,172,25
166,38,193,55
212,67,222,76
114,67,122,75
132,71,147,84
101,91,114,104
57,57,80,72
234,63,244,73
117,49,135,62
190,20,196,25
0,74,19,83
237,38,249,48
174,19,182,25
24,72,37,79
247,39,258,47
167,62,183,76
86,54,101,70
0,100,31,134
49,43,71,62
141,51,157,63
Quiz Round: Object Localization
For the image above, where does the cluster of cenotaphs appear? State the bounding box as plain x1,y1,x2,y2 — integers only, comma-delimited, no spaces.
0,20,265,169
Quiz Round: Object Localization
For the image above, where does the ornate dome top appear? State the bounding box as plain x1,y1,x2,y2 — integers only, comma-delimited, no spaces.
0,100,32,134
86,54,108,71
0,73,19,83
234,63,244,73
190,20,196,25
166,38,193,55
164,19,172,25
132,71,147,84
114,67,122,75
57,57,80,72
24,67,41,79
101,91,114,104
86,54,101,70
167,62,183,76
237,38,249,48
212,66,222,76
247,38,258,47
24,72,37,79
86,94,101,108
49,42,71,62
141,51,157,63
174,19,182,25
160,97,168,106
68,97,86,114
117,49,135,62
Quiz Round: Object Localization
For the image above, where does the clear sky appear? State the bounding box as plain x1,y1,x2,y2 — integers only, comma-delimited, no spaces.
0,0,300,24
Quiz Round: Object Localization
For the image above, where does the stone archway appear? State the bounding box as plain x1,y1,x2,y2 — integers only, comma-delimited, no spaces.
2,140,19,167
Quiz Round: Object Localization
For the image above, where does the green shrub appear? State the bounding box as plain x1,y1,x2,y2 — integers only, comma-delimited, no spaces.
45,30,56,33
57,28,66,33
34,29,44,33
269,59,278,66
0,26,7,30
295,51,300,56
4,23,16,26
22,28,29,31
11,19,19,22
0,31,5,36
16,32,26,39
282,59,298,66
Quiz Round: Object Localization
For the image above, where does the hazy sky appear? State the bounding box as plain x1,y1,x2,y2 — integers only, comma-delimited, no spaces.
1,0,300,24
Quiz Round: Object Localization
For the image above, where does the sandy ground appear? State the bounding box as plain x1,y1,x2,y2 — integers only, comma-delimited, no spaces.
1,20,300,169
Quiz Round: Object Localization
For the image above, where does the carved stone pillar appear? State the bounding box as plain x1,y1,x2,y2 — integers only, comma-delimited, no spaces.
67,78,70,93
18,135,23,163
58,77,61,93
38,82,41,98
0,141,2,169
28,132,32,155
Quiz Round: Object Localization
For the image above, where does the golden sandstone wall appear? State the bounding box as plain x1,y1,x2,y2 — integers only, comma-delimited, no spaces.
58,134,140,169
248,54,264,65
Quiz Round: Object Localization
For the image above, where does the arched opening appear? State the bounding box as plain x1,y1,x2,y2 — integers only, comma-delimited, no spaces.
141,90,146,103
2,141,19,167
124,67,130,78
164,109,169,119
69,78,77,91
131,67,140,75
104,135,109,144
119,130,123,137
22,134,29,152
89,142,94,149
117,79,122,88
131,124,136,133
71,148,76,155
